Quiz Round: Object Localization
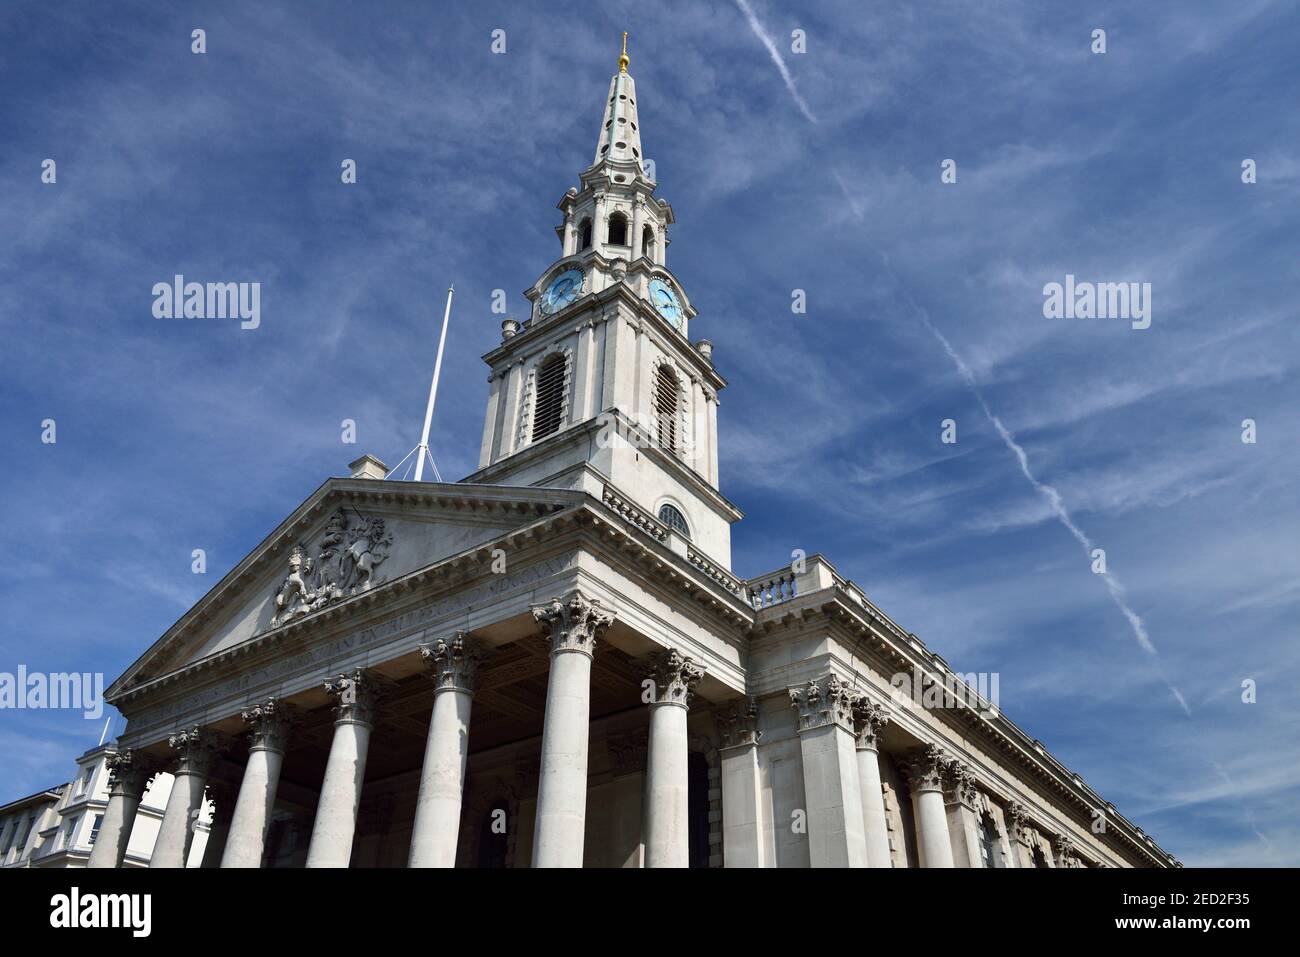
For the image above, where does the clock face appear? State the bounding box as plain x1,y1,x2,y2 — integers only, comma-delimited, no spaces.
649,278,683,328
541,268,583,315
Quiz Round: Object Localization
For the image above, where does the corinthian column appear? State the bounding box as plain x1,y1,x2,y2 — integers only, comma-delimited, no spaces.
643,648,705,868
790,675,869,868
151,728,216,868
87,750,154,868
852,697,893,868
530,592,615,868
1005,802,1036,868
409,633,484,868
943,760,984,867
221,698,292,868
305,670,379,868
717,697,764,868
902,744,955,868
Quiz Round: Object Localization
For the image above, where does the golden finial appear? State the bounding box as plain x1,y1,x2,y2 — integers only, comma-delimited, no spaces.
618,31,630,73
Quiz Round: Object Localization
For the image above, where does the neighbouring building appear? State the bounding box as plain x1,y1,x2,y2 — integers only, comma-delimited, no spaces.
1,743,209,867
78,42,1175,869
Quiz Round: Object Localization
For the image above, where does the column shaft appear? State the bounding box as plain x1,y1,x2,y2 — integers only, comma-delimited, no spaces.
87,751,151,869
409,691,472,866
222,749,284,867
530,594,614,869
913,788,954,867
856,746,892,867
305,671,376,869
532,648,592,867
151,729,213,869
790,676,869,868
718,699,764,868
644,702,690,867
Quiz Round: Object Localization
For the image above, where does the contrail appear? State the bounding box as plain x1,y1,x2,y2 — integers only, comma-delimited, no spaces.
734,0,818,124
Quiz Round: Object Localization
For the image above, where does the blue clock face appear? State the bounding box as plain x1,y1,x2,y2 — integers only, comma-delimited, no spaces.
541,268,583,315
649,278,683,328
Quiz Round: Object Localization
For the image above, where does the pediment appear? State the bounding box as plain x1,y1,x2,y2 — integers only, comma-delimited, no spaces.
107,479,583,699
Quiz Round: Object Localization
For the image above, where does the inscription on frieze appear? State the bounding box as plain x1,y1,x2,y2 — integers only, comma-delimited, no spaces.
124,554,577,735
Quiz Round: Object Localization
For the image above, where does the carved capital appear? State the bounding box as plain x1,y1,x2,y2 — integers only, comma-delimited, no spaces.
241,697,292,753
852,696,890,752
1005,801,1034,845
717,697,761,749
645,648,705,708
902,743,949,793
943,759,980,808
789,674,859,734
323,669,380,726
104,749,156,799
532,592,615,657
419,632,485,695
167,727,216,777
1054,832,1079,868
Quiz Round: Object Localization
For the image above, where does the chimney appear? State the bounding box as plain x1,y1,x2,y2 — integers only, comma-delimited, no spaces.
349,454,390,480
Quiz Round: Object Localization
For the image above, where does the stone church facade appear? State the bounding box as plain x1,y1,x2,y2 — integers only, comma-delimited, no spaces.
94,47,1177,870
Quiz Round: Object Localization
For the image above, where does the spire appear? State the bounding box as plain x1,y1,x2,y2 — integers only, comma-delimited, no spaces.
593,33,645,173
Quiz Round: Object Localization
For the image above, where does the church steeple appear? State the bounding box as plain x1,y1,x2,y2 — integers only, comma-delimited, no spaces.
469,43,739,569
592,33,646,180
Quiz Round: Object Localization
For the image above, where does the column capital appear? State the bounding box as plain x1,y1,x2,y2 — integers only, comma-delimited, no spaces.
241,697,293,753
789,674,859,734
1054,832,1079,868
419,632,486,695
1005,801,1035,846
901,743,949,794
167,727,217,777
717,697,761,750
645,648,705,709
105,749,157,799
532,592,615,658
852,696,890,752
323,669,380,726
942,759,980,809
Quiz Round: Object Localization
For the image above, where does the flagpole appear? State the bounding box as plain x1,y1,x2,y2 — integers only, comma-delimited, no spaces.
414,285,454,482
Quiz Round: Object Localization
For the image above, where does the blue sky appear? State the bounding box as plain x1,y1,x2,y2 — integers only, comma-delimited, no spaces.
1,1,1297,866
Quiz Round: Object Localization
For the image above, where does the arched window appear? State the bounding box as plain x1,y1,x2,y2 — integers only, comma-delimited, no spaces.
607,212,628,246
658,503,690,539
579,218,592,250
654,363,680,452
977,814,1000,868
642,225,656,260
531,353,567,441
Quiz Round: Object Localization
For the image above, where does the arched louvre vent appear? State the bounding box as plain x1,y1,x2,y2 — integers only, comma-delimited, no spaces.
655,364,680,452
532,354,567,440
658,503,690,539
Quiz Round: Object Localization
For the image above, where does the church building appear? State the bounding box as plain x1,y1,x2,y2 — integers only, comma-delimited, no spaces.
94,42,1178,870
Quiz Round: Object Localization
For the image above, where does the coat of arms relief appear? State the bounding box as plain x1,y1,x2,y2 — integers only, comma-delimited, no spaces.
269,507,394,628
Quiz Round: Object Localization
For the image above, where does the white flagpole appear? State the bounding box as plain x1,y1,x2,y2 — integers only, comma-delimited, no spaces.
414,285,454,482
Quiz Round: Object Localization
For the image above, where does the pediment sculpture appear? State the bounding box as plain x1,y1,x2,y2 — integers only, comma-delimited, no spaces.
270,507,393,628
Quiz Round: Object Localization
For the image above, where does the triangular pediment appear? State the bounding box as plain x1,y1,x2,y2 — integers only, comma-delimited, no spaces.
107,479,584,699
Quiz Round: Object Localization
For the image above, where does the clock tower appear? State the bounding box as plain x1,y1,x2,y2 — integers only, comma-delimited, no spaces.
467,36,740,567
